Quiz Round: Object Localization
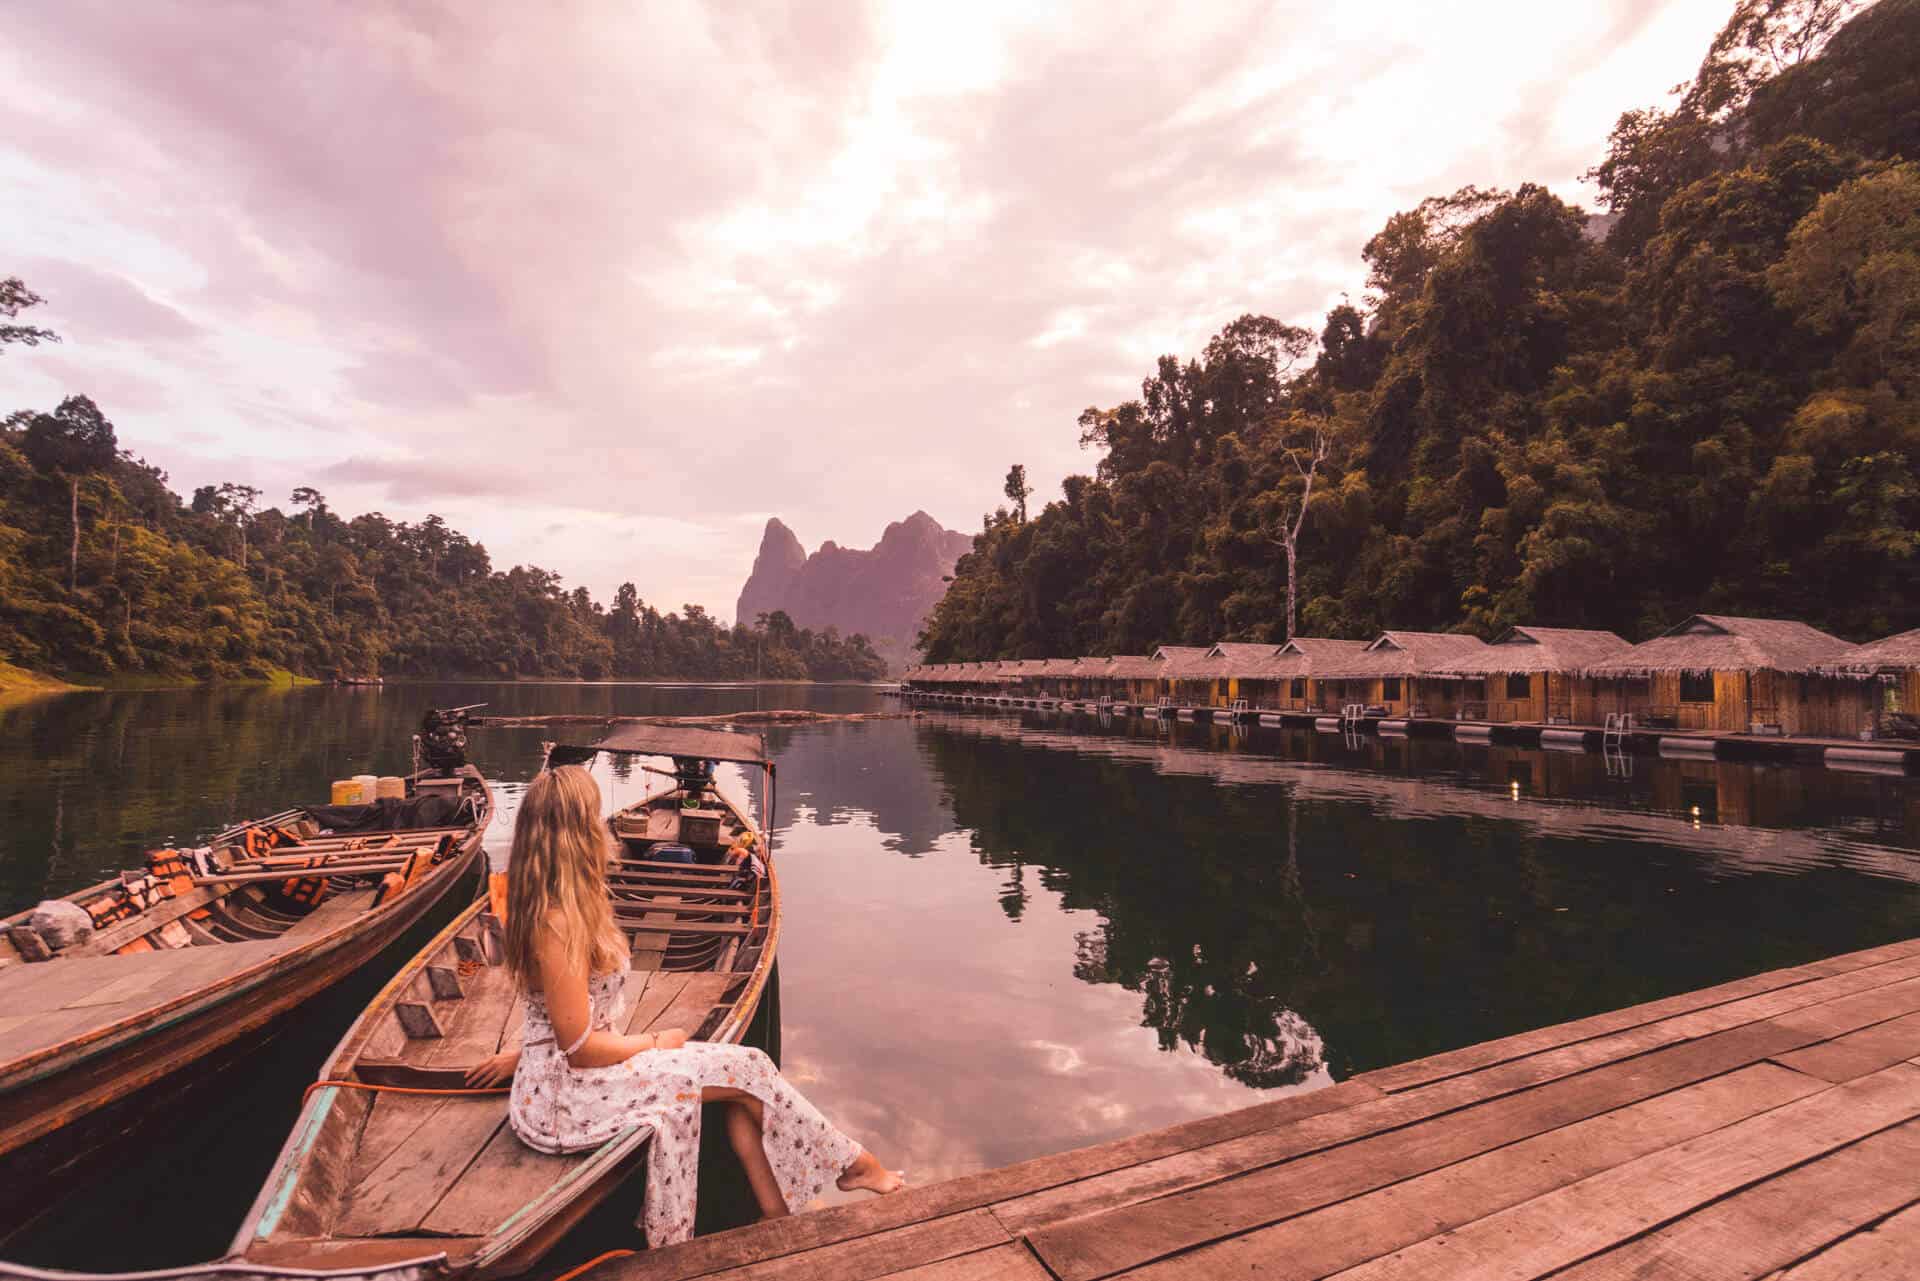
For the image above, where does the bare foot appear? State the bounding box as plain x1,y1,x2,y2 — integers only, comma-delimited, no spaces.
837,1149,906,1195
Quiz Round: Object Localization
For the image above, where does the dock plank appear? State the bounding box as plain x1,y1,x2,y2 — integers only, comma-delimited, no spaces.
604,1081,1381,1281
872,1243,1052,1281
1021,1019,1827,1277
623,938,1920,1281
1771,1010,1920,1082
1769,1200,1920,1279
1356,936,1920,1093
1118,1062,1823,1281
1329,1064,1920,1281
708,1210,1009,1281
1553,1118,1920,1279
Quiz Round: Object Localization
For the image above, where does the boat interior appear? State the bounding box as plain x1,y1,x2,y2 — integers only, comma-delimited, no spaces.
242,776,773,1276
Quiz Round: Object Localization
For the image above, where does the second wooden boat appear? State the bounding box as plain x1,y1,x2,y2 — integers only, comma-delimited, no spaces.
0,736,493,1240
222,724,779,1281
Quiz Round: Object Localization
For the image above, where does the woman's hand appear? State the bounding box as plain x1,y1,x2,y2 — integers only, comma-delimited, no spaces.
465,1049,520,1087
654,1027,689,1051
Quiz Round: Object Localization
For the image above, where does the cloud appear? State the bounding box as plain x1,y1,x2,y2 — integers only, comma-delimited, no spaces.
0,1,1728,616
320,454,523,502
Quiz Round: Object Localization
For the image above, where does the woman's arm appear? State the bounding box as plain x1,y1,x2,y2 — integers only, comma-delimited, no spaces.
534,929,666,1067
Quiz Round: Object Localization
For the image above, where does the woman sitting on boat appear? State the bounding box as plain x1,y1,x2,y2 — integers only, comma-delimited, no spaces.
465,765,902,1246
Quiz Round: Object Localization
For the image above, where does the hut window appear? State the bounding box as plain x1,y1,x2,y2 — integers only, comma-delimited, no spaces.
1290,678,1305,698
1382,678,1403,701
1465,679,1486,700
1506,673,1531,699
1680,672,1714,702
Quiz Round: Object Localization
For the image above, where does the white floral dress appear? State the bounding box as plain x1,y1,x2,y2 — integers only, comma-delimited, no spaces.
508,971,863,1246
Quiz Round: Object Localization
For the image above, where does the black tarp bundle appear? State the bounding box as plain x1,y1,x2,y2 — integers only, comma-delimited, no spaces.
305,792,477,833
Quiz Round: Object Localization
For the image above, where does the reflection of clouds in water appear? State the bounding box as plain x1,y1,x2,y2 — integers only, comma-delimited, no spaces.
1021,1040,1086,1075
772,803,1288,1189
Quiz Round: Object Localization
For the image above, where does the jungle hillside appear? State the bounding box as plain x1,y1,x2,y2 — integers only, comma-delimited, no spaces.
919,0,1920,661
0,331,885,682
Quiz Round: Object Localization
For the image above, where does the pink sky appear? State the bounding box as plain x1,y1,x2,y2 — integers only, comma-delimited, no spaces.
1,2,1728,617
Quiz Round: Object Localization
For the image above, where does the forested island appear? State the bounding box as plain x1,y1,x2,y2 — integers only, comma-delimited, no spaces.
0,375,885,684
920,0,1920,661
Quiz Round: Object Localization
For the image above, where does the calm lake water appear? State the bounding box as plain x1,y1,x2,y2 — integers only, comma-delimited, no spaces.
3,682,1919,1266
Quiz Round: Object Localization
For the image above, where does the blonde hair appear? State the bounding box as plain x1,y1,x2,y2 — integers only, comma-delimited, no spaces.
503,765,628,989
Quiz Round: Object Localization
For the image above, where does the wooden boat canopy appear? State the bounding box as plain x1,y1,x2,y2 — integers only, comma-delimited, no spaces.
546,723,769,766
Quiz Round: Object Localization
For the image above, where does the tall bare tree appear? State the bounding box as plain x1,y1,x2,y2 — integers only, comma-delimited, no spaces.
1264,411,1337,643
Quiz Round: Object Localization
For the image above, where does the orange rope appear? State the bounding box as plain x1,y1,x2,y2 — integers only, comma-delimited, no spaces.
548,1250,636,1281
301,1078,510,1106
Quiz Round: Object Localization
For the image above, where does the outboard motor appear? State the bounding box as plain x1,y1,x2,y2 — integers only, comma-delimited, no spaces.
419,704,484,774
670,755,717,803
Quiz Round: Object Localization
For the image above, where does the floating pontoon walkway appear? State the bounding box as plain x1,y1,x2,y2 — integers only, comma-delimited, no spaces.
613,936,1920,1280
890,690,1920,774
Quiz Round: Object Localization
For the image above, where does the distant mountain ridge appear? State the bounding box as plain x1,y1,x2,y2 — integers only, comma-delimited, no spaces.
736,512,971,673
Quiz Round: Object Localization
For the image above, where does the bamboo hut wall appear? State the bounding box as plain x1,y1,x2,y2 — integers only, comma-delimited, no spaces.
1785,674,1878,737
1485,672,1547,724
1412,677,1467,718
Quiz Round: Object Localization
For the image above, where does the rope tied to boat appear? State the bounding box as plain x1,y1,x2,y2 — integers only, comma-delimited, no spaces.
548,1250,637,1281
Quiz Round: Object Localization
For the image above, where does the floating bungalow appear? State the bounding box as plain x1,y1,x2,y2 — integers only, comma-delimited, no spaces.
1150,645,1212,706
1237,638,1372,711
1581,615,1865,736
1439,626,1633,723
1314,631,1490,718
1819,628,1920,740
1188,642,1285,707
1102,655,1159,705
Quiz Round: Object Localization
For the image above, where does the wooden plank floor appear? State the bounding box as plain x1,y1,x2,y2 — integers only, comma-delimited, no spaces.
608,937,1920,1281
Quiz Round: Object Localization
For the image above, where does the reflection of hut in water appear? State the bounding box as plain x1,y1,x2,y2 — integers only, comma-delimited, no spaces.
1238,638,1372,711
1581,615,1865,736
1819,628,1920,741
1438,626,1632,723
1316,631,1490,717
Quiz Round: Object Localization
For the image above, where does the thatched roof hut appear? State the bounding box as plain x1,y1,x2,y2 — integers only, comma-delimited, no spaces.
1103,655,1159,680
1583,615,1856,677
1247,637,1371,680
1440,626,1631,676
1151,645,1212,675
1321,631,1489,678
1197,641,1285,679
1821,628,1920,675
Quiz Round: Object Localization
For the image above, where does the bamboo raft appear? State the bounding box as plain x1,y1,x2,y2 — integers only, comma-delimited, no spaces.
219,724,779,1281
605,935,1920,1281
0,765,493,1236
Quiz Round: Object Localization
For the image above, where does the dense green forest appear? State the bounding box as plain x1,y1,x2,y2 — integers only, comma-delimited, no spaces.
921,0,1920,661
0,323,884,681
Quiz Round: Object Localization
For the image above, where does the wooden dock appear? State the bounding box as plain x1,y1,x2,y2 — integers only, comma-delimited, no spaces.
611,936,1920,1281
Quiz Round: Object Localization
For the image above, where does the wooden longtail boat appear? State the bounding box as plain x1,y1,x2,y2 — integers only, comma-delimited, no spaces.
216,724,778,1281
0,762,493,1238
